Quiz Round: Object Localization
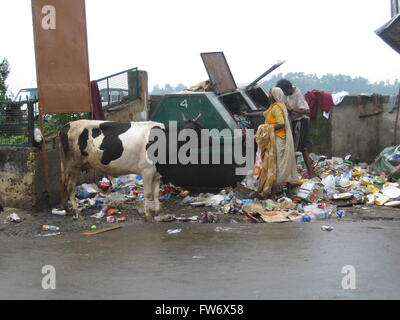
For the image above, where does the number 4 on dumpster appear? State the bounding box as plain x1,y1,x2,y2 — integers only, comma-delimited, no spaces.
180,99,188,109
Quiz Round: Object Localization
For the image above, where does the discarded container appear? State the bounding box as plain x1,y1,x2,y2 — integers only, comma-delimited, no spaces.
91,210,105,219
107,216,116,223
179,190,190,197
52,208,66,216
297,181,324,202
321,226,333,231
382,186,400,199
99,177,111,191
374,176,386,184
167,229,182,234
117,216,127,223
42,225,60,231
106,208,118,216
332,193,353,200
384,200,400,207
375,194,390,206
336,209,345,218
6,213,21,223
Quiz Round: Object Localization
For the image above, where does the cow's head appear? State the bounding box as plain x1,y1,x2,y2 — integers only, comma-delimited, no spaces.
180,113,203,135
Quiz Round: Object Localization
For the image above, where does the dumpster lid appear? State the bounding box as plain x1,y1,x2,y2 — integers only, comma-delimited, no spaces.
201,52,237,95
375,13,400,55
246,60,286,90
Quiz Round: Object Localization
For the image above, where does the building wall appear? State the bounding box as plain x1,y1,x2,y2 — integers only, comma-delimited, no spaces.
311,95,396,163
104,70,148,122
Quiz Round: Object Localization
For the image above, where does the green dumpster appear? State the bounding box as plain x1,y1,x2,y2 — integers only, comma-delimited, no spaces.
150,52,284,188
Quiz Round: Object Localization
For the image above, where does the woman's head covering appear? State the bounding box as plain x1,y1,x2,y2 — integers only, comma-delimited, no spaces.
269,87,286,104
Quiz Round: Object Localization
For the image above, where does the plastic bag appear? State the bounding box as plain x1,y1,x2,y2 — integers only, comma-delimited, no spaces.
371,145,400,179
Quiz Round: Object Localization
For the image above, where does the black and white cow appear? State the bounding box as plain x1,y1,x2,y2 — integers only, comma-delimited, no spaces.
59,116,203,220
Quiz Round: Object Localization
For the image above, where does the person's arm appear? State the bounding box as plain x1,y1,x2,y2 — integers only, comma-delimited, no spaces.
292,108,310,115
272,106,285,131
242,111,264,117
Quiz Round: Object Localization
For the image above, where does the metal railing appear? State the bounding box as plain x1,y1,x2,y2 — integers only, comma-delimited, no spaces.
96,67,140,110
0,100,36,146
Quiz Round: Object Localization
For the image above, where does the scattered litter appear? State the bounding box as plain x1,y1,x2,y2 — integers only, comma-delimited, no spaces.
63,146,400,230
106,216,116,223
167,229,182,234
91,210,106,219
36,232,61,237
297,180,324,202
321,226,334,231
175,216,198,222
106,208,119,216
192,256,205,259
197,212,218,223
215,227,233,232
259,211,291,223
42,225,59,231
6,213,21,223
51,208,66,216
154,214,175,222
384,201,400,207
116,216,127,222
99,177,111,191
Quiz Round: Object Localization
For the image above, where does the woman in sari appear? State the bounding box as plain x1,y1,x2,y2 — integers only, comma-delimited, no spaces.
244,87,299,197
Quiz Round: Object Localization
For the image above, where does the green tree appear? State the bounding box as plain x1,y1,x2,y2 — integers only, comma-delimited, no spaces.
0,57,10,101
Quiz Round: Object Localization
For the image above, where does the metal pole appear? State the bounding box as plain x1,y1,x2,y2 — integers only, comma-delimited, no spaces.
38,107,49,194
27,101,35,146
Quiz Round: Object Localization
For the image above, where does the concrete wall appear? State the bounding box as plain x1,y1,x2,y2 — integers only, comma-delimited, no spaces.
311,95,396,163
0,145,98,211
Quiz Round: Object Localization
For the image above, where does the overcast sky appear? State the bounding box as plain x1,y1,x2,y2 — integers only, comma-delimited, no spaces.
1,0,399,96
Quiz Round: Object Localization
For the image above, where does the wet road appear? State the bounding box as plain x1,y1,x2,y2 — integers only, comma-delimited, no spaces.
1,219,400,299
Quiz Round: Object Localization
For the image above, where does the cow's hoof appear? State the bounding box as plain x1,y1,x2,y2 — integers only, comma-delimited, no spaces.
72,214,85,221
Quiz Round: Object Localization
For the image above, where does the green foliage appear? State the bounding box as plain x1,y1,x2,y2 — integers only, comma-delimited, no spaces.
260,72,399,95
151,75,399,96
42,113,91,134
151,83,187,94
0,57,10,101
0,135,28,145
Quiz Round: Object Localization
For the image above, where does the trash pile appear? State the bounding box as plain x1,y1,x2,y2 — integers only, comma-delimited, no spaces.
58,148,400,227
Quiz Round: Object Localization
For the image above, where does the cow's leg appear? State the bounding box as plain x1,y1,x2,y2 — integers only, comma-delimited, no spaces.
60,167,69,211
65,168,81,219
152,172,162,216
142,169,155,221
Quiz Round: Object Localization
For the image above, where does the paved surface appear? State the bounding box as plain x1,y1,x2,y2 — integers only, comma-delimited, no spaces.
1,219,400,300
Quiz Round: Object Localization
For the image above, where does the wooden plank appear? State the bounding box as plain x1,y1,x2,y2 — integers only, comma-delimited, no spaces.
81,225,122,236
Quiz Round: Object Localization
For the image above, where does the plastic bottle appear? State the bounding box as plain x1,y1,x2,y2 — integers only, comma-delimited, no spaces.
42,225,60,231
294,215,314,222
